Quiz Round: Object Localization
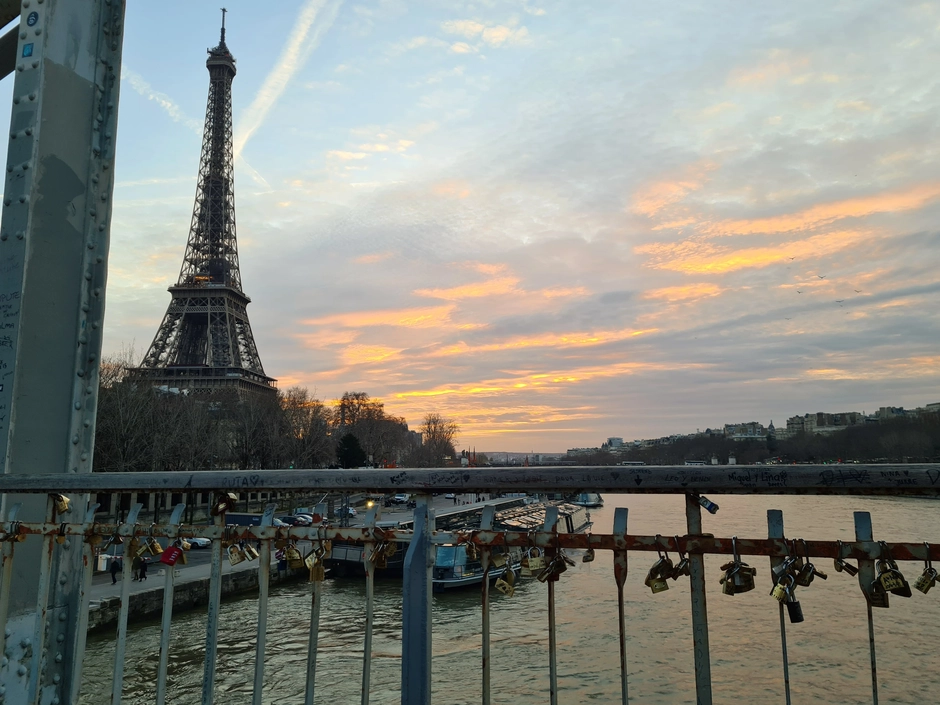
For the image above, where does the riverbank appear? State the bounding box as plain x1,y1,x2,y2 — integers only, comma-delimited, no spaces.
87,556,307,632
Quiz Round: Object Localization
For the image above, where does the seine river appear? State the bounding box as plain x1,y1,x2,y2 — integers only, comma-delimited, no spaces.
80,493,940,703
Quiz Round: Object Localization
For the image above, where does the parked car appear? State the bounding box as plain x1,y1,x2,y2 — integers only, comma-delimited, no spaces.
334,506,358,518
188,537,212,549
390,493,410,505
277,515,313,526
444,493,455,499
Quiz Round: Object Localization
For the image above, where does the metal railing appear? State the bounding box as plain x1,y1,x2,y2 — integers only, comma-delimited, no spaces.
1,465,939,704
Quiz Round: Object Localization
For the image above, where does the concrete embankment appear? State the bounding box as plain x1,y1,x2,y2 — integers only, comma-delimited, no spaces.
88,563,306,633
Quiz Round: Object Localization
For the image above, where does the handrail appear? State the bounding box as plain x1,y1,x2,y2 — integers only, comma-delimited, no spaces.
1,464,939,494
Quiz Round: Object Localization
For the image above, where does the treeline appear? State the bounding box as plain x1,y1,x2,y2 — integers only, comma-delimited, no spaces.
576,413,940,465
93,355,458,472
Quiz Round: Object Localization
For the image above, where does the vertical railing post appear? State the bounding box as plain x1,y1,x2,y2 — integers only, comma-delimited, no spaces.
361,503,381,705
67,502,101,705
479,505,496,705
854,512,879,705
401,493,433,705
767,510,791,705
612,507,629,705
201,509,226,705
685,495,713,705
156,503,186,705
251,503,277,705
543,506,560,705
111,503,143,705
304,502,328,705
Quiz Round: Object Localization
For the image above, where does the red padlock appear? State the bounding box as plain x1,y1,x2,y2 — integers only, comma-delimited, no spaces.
160,545,183,566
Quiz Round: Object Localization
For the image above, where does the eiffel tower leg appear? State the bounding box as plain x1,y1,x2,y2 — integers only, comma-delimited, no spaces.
0,1,126,701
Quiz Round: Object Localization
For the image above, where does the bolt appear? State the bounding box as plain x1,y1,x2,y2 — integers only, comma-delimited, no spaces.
17,665,26,676
71,435,79,444
19,32,25,40
80,452,88,461
20,638,30,648
58,613,66,622
56,633,64,643
52,675,60,684
16,232,24,240
59,573,67,584
25,128,32,135
16,65,23,72
54,653,62,663
74,401,82,410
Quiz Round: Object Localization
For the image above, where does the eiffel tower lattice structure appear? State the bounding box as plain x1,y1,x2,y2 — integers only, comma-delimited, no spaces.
133,16,276,396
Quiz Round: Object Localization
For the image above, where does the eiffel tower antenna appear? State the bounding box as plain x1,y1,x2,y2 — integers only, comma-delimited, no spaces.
133,17,276,395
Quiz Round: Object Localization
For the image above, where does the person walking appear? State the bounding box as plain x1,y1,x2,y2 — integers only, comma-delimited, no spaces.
139,557,149,581
132,554,142,581
109,556,122,584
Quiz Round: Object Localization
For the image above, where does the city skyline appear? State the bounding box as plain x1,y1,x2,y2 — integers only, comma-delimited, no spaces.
6,1,937,452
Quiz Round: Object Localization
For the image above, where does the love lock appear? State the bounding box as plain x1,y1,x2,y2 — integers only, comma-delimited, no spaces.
494,566,516,597
227,543,246,566
51,494,71,515
914,542,937,595
285,544,305,570
210,492,239,517
160,544,183,566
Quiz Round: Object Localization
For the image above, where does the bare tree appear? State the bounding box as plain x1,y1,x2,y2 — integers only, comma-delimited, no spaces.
417,413,459,467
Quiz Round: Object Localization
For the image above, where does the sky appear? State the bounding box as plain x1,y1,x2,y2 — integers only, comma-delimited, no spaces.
15,1,940,452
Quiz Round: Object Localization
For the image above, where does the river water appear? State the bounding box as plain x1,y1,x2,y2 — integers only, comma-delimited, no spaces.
80,493,940,703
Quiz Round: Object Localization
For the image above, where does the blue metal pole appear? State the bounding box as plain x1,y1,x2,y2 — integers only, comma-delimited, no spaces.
401,495,433,705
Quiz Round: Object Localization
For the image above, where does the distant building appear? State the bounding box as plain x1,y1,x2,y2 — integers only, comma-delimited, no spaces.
724,422,766,441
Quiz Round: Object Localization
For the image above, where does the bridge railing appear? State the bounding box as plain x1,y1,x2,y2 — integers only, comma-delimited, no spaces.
1,466,939,705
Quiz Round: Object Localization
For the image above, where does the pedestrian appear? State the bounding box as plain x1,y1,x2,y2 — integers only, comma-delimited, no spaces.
139,557,149,581
132,554,142,581
109,556,121,584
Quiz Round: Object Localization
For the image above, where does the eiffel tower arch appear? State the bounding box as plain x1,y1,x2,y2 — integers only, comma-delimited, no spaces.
133,16,276,396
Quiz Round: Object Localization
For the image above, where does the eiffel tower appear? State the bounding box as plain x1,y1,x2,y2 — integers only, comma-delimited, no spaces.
133,13,276,396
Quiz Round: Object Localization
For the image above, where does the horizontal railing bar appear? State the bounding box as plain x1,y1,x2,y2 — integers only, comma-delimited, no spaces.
4,522,939,561
0,465,939,494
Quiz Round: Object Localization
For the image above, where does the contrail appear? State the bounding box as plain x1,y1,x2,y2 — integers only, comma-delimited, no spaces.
121,65,203,133
233,0,344,159
121,65,271,190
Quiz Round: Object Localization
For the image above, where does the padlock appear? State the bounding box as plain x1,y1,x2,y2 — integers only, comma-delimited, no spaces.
721,568,736,596
177,541,188,565
243,544,260,561
795,561,816,587
914,545,936,594
52,494,71,515
771,574,794,603
528,547,545,571
731,565,756,593
210,492,238,517
160,545,183,566
582,548,595,563
877,560,910,597
866,579,890,608
913,567,937,594
56,523,67,545
464,541,478,561
671,536,689,579
833,558,859,576
285,545,305,570
785,590,804,624
494,576,515,597
148,538,164,556
310,561,326,582
491,552,507,568
385,542,397,557
227,544,246,565
180,539,191,551
646,560,670,594
520,554,532,578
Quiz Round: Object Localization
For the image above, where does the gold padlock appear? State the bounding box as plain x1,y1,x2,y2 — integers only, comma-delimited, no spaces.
582,548,595,563
210,492,238,517
175,541,188,565
385,542,397,558
285,545,305,570
491,552,507,568
243,544,260,561
520,554,532,578
56,523,67,545
528,547,545,571
52,494,71,515
494,577,514,597
149,538,164,556
311,562,326,582
227,543,246,565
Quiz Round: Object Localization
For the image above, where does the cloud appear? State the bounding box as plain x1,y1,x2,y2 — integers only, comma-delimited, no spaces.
440,19,531,47
326,150,370,160
233,0,343,159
